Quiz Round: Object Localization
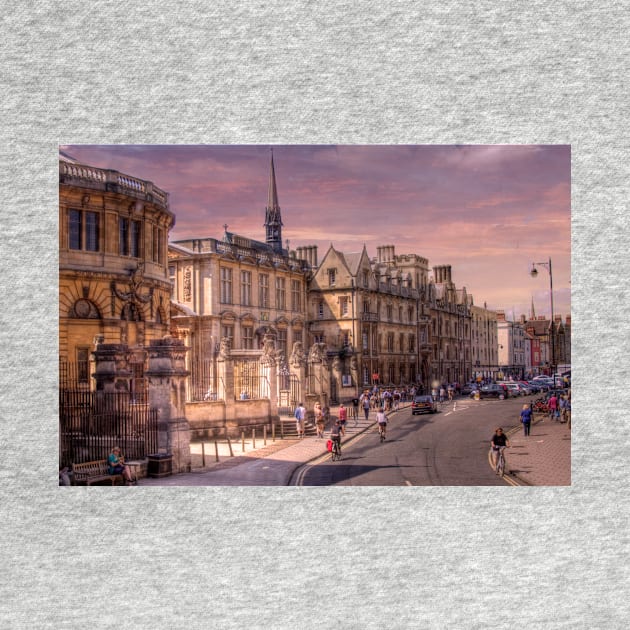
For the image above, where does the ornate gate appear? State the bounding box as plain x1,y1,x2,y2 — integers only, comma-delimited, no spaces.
278,369,301,415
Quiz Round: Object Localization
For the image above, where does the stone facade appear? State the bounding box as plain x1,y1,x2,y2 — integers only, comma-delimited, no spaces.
168,234,310,368
306,243,426,396
496,311,527,378
470,304,499,380
59,153,174,390
426,265,472,387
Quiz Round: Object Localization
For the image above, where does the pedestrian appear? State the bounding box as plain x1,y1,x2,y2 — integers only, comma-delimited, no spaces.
351,396,360,425
360,391,371,420
313,402,325,438
294,402,306,438
548,393,559,421
439,386,446,403
520,403,532,436
560,394,571,424
338,403,347,436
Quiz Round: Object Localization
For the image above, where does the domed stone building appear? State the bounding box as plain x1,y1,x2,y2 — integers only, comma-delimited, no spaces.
59,151,175,393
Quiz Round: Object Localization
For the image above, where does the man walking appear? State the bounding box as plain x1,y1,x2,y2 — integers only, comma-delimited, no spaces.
351,396,360,426
294,402,306,439
360,391,371,421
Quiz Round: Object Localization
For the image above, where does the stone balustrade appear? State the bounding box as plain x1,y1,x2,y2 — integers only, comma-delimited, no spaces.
59,160,169,209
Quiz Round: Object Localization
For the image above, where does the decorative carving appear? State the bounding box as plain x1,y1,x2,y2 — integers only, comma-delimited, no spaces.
218,336,231,360
332,355,342,375
111,265,153,321
183,267,192,302
72,298,100,319
260,332,277,366
308,342,325,364
350,355,358,380
289,341,306,368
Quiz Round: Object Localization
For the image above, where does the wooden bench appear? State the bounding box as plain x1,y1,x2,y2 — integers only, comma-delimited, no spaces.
72,460,123,486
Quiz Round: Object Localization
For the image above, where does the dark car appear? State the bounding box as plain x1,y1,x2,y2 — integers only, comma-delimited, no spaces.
412,395,438,414
473,384,508,400
461,382,477,396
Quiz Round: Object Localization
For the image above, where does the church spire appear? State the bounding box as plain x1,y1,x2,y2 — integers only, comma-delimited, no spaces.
264,149,283,253
530,295,536,320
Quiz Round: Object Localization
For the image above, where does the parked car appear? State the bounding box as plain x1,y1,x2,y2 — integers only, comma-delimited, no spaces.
412,395,438,414
460,382,477,396
529,380,550,392
517,381,533,395
472,384,508,400
503,383,524,397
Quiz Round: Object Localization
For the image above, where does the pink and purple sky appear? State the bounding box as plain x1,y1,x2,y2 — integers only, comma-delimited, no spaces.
60,144,571,320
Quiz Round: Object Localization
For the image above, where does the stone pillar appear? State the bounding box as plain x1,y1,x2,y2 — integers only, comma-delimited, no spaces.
145,337,191,473
217,337,235,402
260,332,279,421
91,344,132,393
289,341,306,395
307,342,329,408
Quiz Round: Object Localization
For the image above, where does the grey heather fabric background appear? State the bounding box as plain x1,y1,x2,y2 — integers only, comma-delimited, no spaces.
1,1,628,628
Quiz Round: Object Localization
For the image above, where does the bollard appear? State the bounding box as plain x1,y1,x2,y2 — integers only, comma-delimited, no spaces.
242,431,245,452
264,425,267,445
252,428,256,449
280,420,284,440
214,440,219,462
227,436,234,457
272,423,276,442
202,442,206,468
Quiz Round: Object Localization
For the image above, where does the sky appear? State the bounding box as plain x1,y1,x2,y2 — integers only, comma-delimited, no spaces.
60,144,571,320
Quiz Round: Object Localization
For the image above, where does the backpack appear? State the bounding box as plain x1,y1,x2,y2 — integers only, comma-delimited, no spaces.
294,407,301,419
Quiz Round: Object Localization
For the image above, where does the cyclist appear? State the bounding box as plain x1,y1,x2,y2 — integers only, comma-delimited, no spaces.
338,403,347,436
376,406,387,441
491,427,510,474
330,419,342,458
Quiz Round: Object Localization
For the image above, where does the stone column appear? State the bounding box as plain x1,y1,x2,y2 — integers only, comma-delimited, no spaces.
289,341,306,400
91,344,132,393
307,342,329,408
260,332,279,421
217,336,235,429
145,337,191,473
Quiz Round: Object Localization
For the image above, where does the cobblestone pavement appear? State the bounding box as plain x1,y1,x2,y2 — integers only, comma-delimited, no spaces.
136,402,571,487
504,414,571,486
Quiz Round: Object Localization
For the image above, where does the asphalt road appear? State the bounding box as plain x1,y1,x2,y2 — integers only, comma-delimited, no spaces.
297,396,532,486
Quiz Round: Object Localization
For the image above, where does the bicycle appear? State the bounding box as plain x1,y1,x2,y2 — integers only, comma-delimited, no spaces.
331,438,342,461
493,446,507,476
378,423,387,442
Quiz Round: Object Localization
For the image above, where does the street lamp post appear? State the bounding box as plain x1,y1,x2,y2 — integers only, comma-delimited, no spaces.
530,258,555,379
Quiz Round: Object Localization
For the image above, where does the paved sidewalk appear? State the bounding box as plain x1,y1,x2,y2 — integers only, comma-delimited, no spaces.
504,414,571,486
136,402,571,487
